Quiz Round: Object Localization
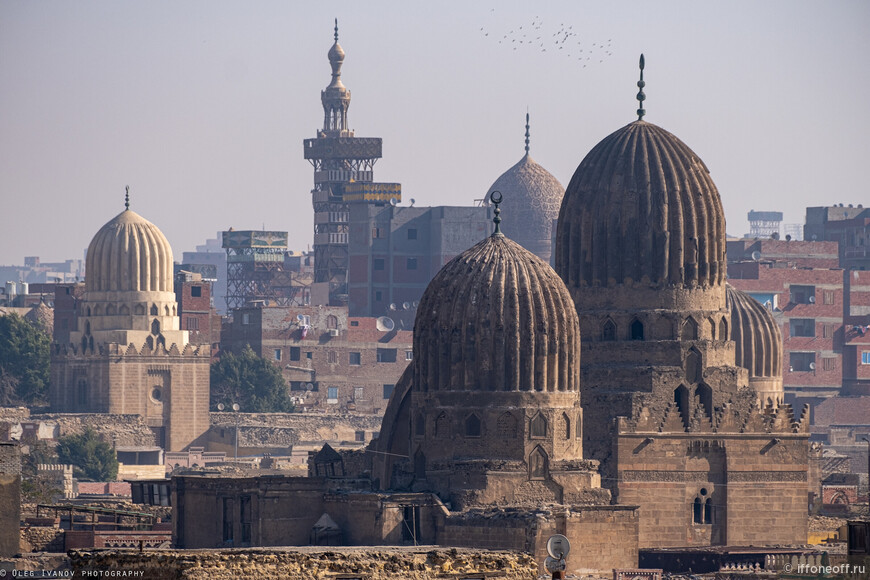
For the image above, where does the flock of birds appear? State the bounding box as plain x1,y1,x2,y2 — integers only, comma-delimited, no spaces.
480,13,614,68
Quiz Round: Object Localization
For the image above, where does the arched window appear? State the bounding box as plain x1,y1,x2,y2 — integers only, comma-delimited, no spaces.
85,321,91,335
562,412,571,440
151,320,160,335
465,413,481,437
435,412,449,438
681,317,698,341
696,383,713,418
135,304,145,316
529,446,549,480
601,318,617,341
686,347,702,384
630,319,644,341
708,318,717,340
150,304,158,316
693,497,703,523
719,317,728,341
164,305,170,316
86,307,91,317
106,304,115,316
414,448,426,479
145,336,154,350
497,412,517,438
704,498,713,523
530,413,548,438
119,304,130,315
415,414,425,437
575,415,583,439
327,315,338,330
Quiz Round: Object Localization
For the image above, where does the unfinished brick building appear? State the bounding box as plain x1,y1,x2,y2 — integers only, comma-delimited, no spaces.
553,72,810,548
50,195,210,451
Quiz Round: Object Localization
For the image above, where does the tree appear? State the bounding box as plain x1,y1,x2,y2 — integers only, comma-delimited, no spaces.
20,440,60,503
0,313,51,405
56,428,119,481
210,345,295,413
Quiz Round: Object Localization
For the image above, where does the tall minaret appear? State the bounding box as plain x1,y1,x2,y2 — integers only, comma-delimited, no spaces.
304,20,386,306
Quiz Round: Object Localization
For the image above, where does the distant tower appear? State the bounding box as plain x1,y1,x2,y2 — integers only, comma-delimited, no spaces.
304,20,389,306
747,210,783,239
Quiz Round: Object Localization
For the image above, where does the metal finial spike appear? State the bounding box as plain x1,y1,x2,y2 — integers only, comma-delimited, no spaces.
490,190,503,236
636,53,646,121
524,112,530,155
124,185,130,210
334,18,339,42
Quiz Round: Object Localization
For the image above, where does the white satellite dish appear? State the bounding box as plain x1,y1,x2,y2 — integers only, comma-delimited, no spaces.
412,301,419,308
376,316,395,332
389,197,398,206
402,302,411,310
751,251,762,261
809,362,816,370
305,383,314,392
808,296,815,303
297,314,306,322
389,303,397,311
546,534,571,559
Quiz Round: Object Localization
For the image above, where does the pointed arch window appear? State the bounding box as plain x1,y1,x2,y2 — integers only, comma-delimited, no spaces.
529,446,549,480
681,317,699,341
465,413,481,437
719,317,728,341
601,318,617,341
530,413,548,439
150,304,158,316
630,319,644,340
562,412,571,440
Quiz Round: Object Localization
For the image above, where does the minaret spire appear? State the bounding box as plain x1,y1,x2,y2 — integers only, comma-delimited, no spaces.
636,54,646,121
490,190,503,236
124,185,130,211
524,111,530,155
334,18,339,42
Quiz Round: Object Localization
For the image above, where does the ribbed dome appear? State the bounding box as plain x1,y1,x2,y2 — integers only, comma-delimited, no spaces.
727,284,783,381
85,210,174,293
487,153,565,263
413,233,579,393
556,120,726,289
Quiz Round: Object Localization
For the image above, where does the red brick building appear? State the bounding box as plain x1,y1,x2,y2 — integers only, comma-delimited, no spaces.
728,240,844,407
174,271,220,353
221,305,411,414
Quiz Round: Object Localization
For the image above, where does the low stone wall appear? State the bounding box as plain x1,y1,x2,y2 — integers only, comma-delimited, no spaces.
20,526,65,553
69,547,538,579
29,413,156,446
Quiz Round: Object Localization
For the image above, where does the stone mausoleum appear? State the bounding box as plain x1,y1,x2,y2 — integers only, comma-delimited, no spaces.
171,48,809,575
50,193,211,451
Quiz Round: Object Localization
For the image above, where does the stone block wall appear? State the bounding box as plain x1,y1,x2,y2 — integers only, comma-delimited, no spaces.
19,526,64,553
0,442,21,557
69,547,538,580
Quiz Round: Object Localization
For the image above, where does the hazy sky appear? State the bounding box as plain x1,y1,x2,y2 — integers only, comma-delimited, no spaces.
1,1,868,267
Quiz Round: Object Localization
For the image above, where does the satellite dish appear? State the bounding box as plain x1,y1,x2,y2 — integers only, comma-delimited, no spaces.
751,251,762,261
402,302,411,310
232,403,240,412
297,314,306,322
412,301,419,308
808,295,815,303
376,316,395,331
305,383,314,392
809,362,816,370
389,303,397,311
389,198,398,206
546,534,571,559
217,403,225,411
409,198,416,206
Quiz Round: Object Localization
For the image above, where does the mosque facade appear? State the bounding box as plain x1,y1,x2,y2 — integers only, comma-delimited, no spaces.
50,194,211,451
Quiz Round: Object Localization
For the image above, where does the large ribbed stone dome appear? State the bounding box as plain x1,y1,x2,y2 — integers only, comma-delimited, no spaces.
487,153,565,263
555,120,726,290
413,233,579,393
726,284,784,405
85,209,174,293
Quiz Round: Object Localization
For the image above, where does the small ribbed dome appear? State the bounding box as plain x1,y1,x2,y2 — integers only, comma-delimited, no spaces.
726,284,783,380
413,233,579,393
487,153,565,263
85,210,174,293
556,120,726,289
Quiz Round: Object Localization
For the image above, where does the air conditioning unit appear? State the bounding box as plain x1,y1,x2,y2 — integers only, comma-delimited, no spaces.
328,328,340,337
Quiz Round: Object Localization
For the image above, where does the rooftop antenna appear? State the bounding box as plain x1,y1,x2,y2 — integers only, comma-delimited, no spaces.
124,185,130,210
524,110,530,155
490,190,503,236
636,54,646,121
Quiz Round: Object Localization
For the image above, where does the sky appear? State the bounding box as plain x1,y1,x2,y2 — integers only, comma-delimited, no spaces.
1,1,868,267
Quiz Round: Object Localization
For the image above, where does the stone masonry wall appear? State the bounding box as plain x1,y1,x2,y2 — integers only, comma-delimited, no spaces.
70,547,538,580
20,526,65,553
29,413,157,446
0,442,22,557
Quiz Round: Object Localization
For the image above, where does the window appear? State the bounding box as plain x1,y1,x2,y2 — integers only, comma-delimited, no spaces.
824,290,835,305
383,384,394,399
349,352,361,365
327,387,338,402
405,350,413,361
822,357,836,371
354,386,364,401
789,352,816,372
327,351,337,364
326,315,338,329
375,291,383,302
273,349,281,361
298,315,311,326
407,228,418,240
372,227,382,239
822,324,835,339
350,320,359,327
790,319,816,338
191,286,202,297
355,430,365,442
222,498,234,543
305,351,312,359
373,258,385,271
863,352,870,365
601,319,616,341
241,313,250,325
290,347,301,361
407,257,418,270
240,496,252,544
187,317,199,331
790,285,816,304
530,413,548,438
630,319,644,340
377,348,397,363
465,414,481,437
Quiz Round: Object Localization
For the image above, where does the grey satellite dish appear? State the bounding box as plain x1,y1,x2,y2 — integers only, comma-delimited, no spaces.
409,198,416,206
389,303,397,311
751,251,762,261
376,316,395,332
402,302,411,310
389,198,398,206
412,301,419,308
809,362,816,370
232,403,240,412
305,383,314,392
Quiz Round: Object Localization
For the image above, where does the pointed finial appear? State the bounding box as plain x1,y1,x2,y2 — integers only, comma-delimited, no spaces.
124,185,130,210
490,190,503,236
334,18,339,43
524,111,530,155
636,53,646,120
